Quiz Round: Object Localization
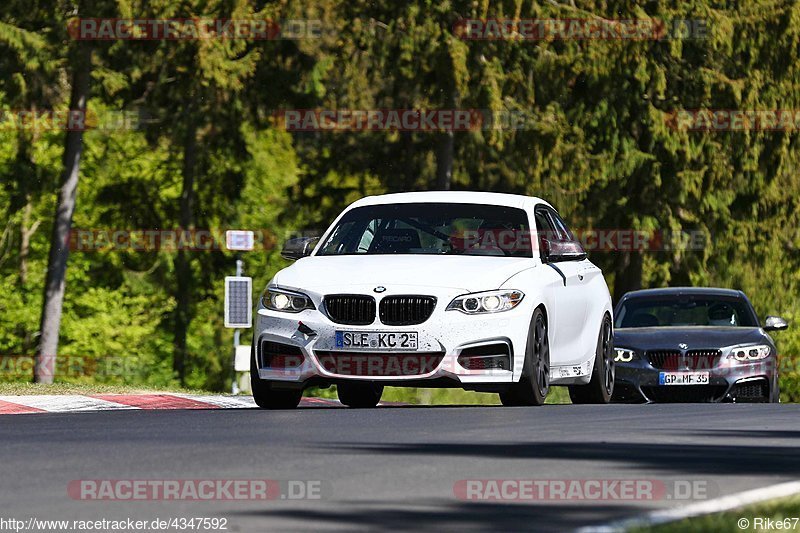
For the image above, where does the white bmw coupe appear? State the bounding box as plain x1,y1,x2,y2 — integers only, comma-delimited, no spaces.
251,191,614,408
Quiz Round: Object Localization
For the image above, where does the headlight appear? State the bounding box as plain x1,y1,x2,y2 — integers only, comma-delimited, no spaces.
446,290,524,314
261,287,315,313
614,348,638,363
729,344,771,361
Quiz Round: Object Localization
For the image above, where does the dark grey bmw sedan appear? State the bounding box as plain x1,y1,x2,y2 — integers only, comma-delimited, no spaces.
612,287,788,403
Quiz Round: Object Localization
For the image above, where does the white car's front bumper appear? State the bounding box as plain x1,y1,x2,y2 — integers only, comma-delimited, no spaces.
253,289,533,388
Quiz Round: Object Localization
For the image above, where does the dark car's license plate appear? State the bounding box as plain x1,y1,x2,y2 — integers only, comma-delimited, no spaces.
658,371,709,385
335,331,418,350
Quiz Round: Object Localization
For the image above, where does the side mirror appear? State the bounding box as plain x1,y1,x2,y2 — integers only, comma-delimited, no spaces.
542,239,587,263
281,237,319,260
764,315,789,331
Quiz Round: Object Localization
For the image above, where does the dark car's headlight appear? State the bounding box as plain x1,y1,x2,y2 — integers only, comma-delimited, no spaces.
729,344,771,362
446,290,524,314
261,287,315,313
614,348,639,363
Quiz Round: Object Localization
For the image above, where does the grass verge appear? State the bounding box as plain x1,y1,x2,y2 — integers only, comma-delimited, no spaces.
0,382,210,396
307,385,572,405
0,381,574,405
634,494,800,533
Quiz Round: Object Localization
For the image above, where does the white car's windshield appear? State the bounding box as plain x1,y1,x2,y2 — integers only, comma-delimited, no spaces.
317,202,532,257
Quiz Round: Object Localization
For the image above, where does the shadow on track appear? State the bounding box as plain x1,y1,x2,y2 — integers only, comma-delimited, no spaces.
228,500,635,532
320,440,800,476
686,429,800,440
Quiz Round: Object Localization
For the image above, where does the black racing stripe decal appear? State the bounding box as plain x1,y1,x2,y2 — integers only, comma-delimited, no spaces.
547,263,567,286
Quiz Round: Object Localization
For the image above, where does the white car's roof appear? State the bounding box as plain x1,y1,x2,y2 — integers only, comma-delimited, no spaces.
349,191,553,210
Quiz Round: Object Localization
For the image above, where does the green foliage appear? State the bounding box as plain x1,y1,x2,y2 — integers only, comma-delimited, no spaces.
635,494,800,532
308,385,571,405
1,0,800,398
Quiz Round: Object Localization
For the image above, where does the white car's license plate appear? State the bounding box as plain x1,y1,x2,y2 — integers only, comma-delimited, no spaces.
335,331,418,351
658,371,710,385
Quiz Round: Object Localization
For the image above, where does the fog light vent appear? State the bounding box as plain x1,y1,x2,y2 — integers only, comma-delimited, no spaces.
457,343,511,371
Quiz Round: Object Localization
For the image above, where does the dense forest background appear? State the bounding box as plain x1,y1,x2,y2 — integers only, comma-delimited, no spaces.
1,1,799,398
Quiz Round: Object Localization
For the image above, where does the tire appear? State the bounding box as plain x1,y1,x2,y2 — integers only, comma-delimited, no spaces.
499,307,549,406
569,316,614,404
250,343,302,409
337,381,384,408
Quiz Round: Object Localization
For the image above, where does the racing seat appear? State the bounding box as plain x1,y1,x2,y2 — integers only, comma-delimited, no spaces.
624,313,660,328
370,228,421,254
708,303,736,326
468,220,517,256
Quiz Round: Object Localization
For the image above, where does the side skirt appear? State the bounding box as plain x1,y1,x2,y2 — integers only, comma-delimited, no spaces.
549,357,593,385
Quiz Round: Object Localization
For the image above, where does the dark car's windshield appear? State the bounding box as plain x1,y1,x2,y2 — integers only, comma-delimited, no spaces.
317,202,533,257
615,294,759,328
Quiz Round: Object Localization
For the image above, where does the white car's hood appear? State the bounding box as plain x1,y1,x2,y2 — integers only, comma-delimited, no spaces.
272,255,535,293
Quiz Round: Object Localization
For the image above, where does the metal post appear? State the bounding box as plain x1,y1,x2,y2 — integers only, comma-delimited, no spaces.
232,258,243,394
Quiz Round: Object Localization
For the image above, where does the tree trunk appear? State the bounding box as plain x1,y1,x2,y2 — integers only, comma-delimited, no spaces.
435,89,457,190
35,45,92,383
401,131,416,191
15,121,36,288
612,250,644,304
173,123,198,386
20,194,41,354
436,130,454,190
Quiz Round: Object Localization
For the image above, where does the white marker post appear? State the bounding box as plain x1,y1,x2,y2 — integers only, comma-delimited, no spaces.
225,230,255,394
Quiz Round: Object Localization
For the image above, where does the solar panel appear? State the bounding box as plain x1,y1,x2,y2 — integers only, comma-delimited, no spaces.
224,276,252,328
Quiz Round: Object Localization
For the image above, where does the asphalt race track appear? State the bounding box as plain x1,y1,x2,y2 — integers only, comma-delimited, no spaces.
2,403,799,532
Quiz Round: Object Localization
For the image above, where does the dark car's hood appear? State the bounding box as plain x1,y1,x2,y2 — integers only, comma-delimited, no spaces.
614,326,769,351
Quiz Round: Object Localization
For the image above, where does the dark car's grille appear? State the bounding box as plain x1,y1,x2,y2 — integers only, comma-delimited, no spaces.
646,349,721,370
315,351,444,376
379,296,436,325
686,350,722,369
645,350,679,369
324,295,376,325
642,385,727,403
